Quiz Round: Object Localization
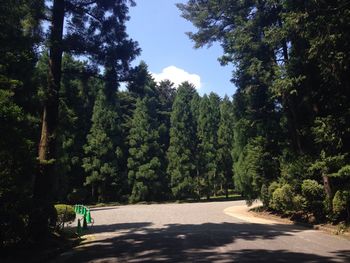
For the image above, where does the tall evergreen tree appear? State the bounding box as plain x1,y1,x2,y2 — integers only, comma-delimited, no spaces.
155,80,176,155
127,97,165,202
0,0,43,243
197,93,221,198
217,95,234,198
82,89,123,202
34,0,139,210
56,54,98,201
167,82,198,199
190,92,202,198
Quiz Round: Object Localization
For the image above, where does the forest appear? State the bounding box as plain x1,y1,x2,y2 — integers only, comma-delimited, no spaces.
1,0,350,247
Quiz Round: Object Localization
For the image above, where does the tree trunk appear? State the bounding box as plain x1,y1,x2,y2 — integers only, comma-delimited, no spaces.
34,0,65,202
322,174,333,199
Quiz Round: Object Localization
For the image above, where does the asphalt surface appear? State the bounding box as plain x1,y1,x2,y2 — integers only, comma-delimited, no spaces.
54,200,350,262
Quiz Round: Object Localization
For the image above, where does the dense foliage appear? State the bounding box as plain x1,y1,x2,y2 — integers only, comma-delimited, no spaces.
1,0,350,248
178,0,350,223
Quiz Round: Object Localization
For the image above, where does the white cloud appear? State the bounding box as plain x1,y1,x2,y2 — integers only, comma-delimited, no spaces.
152,66,201,89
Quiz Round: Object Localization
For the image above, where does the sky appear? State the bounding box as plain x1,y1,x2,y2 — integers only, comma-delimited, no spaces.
125,0,236,97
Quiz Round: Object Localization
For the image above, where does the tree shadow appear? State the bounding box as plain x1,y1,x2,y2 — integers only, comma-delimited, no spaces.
83,222,153,235
54,221,350,262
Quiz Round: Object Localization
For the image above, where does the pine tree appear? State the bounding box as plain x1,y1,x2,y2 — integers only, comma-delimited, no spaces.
167,82,197,199
217,95,234,198
34,0,139,206
127,97,165,202
197,93,220,199
0,0,43,242
55,54,98,202
82,89,123,202
155,80,176,155
190,92,201,198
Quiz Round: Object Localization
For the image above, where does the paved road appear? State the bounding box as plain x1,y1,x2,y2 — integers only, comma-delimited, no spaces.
55,201,350,262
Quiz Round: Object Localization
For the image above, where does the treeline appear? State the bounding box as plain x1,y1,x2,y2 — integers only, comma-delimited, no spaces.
0,0,235,246
179,0,350,223
55,58,235,204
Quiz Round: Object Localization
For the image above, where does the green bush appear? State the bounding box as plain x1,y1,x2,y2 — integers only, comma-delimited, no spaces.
267,181,280,208
333,190,350,220
301,180,324,201
301,179,324,217
293,195,306,211
260,184,269,207
270,184,294,213
54,204,76,229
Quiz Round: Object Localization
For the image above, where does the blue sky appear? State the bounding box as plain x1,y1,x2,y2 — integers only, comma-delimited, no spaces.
126,0,236,97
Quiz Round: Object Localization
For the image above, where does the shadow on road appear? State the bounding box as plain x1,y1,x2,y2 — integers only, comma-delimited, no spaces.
83,222,153,235
55,221,350,262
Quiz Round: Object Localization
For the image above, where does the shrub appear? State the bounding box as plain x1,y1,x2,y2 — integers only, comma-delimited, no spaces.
301,179,324,218
333,190,350,220
54,204,76,230
293,195,306,211
270,184,294,213
301,180,324,201
267,181,280,208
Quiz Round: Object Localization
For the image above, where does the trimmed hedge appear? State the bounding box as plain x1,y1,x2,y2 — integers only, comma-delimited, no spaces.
54,204,76,229
270,184,294,213
301,179,324,218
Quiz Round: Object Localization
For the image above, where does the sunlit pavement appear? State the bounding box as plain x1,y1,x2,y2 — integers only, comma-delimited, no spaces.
54,200,350,262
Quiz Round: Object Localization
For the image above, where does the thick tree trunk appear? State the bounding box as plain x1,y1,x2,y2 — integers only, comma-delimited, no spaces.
34,0,65,202
322,174,333,199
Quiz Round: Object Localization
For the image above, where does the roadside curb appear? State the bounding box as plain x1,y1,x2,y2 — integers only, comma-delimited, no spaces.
248,209,350,239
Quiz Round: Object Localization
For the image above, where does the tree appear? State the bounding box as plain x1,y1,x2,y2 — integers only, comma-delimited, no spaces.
155,80,176,155
190,92,201,197
127,97,165,202
217,95,234,198
197,93,220,199
82,89,123,202
167,82,198,199
0,0,43,243
34,0,139,207
55,54,98,201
